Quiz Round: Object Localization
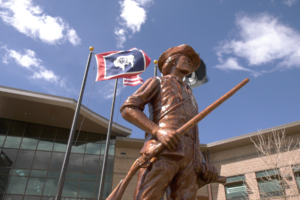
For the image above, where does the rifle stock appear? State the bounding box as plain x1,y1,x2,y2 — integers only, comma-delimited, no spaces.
106,78,249,200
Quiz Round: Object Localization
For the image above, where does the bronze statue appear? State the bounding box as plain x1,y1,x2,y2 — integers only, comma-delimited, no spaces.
107,44,249,200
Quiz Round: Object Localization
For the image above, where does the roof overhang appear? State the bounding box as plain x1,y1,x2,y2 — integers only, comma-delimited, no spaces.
207,120,300,153
0,85,131,137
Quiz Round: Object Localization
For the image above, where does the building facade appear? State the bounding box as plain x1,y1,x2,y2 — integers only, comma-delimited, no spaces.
0,86,131,200
1,85,300,200
113,121,300,200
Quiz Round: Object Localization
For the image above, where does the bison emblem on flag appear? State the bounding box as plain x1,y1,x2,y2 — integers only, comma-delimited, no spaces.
95,48,151,81
113,55,135,71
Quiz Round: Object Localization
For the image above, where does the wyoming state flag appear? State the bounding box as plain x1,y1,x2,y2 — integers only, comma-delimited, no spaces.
95,48,151,81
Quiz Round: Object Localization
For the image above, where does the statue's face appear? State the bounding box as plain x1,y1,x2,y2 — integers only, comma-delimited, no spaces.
176,55,193,75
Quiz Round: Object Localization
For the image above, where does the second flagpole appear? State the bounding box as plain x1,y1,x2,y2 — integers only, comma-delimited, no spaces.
55,46,94,200
98,78,118,200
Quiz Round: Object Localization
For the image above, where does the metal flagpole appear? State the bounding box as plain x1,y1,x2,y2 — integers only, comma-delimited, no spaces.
55,46,94,200
98,78,118,200
154,60,158,76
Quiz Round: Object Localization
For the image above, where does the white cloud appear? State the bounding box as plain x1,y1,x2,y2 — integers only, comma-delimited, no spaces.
2,46,62,83
115,0,153,48
215,13,300,76
99,80,125,99
215,57,252,72
283,0,298,6
0,0,81,45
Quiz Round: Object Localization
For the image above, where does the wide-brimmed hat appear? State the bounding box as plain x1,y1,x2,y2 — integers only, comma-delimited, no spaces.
158,44,201,74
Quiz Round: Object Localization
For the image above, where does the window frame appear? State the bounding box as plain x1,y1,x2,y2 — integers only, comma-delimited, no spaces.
224,175,248,200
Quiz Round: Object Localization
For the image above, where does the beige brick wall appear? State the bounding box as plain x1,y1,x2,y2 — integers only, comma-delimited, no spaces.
209,132,300,200
112,132,300,200
113,147,141,200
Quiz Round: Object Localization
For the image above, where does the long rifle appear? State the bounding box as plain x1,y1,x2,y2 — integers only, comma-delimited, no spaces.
107,78,249,200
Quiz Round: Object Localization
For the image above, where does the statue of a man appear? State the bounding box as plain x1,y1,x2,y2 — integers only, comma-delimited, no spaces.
120,44,219,200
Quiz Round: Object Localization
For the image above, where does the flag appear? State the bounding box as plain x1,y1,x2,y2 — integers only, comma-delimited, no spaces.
95,48,151,81
123,75,144,86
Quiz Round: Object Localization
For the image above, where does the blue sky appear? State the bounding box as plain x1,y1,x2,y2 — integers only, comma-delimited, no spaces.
0,0,299,144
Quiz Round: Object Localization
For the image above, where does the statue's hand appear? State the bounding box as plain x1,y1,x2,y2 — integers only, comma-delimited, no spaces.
155,128,181,150
200,163,219,184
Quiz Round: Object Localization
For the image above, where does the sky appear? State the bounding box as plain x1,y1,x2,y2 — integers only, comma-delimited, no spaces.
0,0,299,144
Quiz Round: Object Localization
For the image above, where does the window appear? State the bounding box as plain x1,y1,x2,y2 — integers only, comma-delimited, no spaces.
256,170,285,198
225,175,248,200
0,118,115,199
293,166,300,192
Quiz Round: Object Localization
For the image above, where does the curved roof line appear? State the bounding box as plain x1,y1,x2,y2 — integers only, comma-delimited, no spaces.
0,85,132,136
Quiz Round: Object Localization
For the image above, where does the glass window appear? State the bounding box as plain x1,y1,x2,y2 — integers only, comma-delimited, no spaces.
225,175,248,200
71,142,85,154
32,151,51,170
40,126,56,139
82,155,99,174
14,150,35,169
96,181,112,199
3,195,23,200
66,154,83,172
0,118,11,136
3,136,22,148
43,178,58,196
96,174,111,182
0,136,6,147
100,142,106,156
37,140,54,151
24,196,41,200
108,144,115,156
20,138,38,150
257,179,284,198
0,167,11,175
25,177,45,195
24,123,42,138
62,179,79,197
6,176,28,194
225,183,248,200
49,152,64,171
41,197,54,200
56,128,69,140
11,169,30,176
81,173,97,181
78,180,96,198
0,148,18,167
256,169,279,178
53,141,67,152
30,170,47,177
66,172,81,180
0,175,9,193
105,156,114,174
85,143,101,155
7,121,26,137
256,170,284,198
47,171,60,178
98,156,103,173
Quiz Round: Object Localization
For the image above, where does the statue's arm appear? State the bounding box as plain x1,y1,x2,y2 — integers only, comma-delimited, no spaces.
120,77,160,137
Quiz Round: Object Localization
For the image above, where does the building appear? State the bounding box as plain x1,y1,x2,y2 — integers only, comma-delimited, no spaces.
1,85,300,200
0,85,131,200
113,121,300,200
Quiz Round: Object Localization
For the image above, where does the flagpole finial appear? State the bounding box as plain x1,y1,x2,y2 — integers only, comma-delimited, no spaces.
154,60,158,65
89,46,94,51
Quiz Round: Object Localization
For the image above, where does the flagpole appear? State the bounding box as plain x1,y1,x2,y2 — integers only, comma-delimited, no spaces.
154,60,158,76
55,46,94,200
98,78,118,200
